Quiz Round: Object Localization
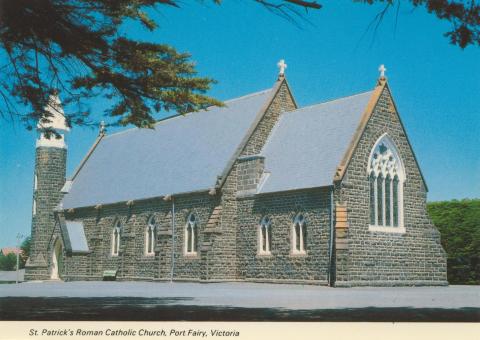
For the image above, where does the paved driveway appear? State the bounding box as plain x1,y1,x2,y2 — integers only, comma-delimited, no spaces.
0,282,479,321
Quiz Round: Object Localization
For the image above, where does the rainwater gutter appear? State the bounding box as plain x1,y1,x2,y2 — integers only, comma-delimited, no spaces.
164,194,176,282
170,196,176,282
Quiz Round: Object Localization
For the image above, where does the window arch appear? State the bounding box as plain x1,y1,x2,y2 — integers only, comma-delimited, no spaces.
292,214,306,254
367,134,405,230
258,216,272,255
185,213,198,255
112,220,121,256
145,216,156,256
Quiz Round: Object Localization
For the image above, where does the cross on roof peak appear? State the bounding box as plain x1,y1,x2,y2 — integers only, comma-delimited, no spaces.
99,120,106,135
378,64,387,79
277,59,287,78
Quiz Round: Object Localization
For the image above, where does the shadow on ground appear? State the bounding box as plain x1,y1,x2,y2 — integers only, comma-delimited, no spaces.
0,297,479,321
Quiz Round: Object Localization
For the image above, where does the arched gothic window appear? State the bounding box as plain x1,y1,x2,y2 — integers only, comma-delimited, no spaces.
258,216,272,255
185,213,198,255
377,173,384,226
145,216,156,256
367,134,405,230
369,172,376,225
112,220,121,256
292,214,306,254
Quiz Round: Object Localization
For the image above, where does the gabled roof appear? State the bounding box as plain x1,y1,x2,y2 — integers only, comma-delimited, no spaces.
258,91,374,194
214,77,296,189
61,89,273,209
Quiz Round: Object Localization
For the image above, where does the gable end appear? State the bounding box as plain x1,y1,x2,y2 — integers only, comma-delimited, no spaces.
334,80,428,191
216,77,297,190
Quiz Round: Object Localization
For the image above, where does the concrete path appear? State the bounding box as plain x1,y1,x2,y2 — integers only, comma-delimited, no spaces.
1,281,479,310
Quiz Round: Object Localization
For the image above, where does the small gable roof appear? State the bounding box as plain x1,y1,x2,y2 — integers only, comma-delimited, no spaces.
64,221,89,253
258,91,373,194
61,89,273,209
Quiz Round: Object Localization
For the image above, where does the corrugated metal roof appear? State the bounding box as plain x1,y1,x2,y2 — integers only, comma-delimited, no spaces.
258,91,373,194
61,89,272,208
65,221,89,252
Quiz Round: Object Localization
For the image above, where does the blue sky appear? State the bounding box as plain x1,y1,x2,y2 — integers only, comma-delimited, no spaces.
0,1,479,248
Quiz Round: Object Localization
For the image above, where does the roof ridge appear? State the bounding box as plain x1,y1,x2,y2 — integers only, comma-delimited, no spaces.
223,88,272,103
102,88,273,140
286,90,373,115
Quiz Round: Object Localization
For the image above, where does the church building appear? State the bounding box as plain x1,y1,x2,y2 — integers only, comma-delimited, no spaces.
25,62,447,287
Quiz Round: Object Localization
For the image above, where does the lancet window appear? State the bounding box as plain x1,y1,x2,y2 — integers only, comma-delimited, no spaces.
368,135,405,228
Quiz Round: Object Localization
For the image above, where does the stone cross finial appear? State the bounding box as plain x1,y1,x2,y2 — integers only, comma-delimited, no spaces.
378,64,387,79
99,120,106,135
277,59,287,77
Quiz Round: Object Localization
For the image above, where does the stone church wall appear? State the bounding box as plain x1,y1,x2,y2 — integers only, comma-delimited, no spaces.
236,188,332,284
335,86,447,286
61,192,218,281
204,79,297,281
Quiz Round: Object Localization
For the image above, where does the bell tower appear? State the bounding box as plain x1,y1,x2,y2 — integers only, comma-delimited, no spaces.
25,93,69,280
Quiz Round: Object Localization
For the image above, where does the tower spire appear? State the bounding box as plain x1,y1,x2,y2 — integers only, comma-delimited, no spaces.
36,92,69,149
26,91,69,280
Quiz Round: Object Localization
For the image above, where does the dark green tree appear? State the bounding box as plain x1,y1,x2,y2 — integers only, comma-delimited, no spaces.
428,199,480,284
0,1,478,134
0,253,17,271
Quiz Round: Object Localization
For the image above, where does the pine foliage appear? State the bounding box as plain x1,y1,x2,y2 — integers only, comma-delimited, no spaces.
0,0,223,135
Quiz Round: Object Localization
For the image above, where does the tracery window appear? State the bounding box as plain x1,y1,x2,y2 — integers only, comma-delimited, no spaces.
185,213,198,255
368,134,405,230
292,214,306,254
112,220,121,256
258,216,272,255
145,216,156,256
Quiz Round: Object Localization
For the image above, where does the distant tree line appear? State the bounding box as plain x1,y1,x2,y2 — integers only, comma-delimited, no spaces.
428,199,480,285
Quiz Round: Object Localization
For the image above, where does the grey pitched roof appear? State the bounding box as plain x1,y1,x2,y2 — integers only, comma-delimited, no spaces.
65,221,89,252
258,91,374,194
61,89,273,209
